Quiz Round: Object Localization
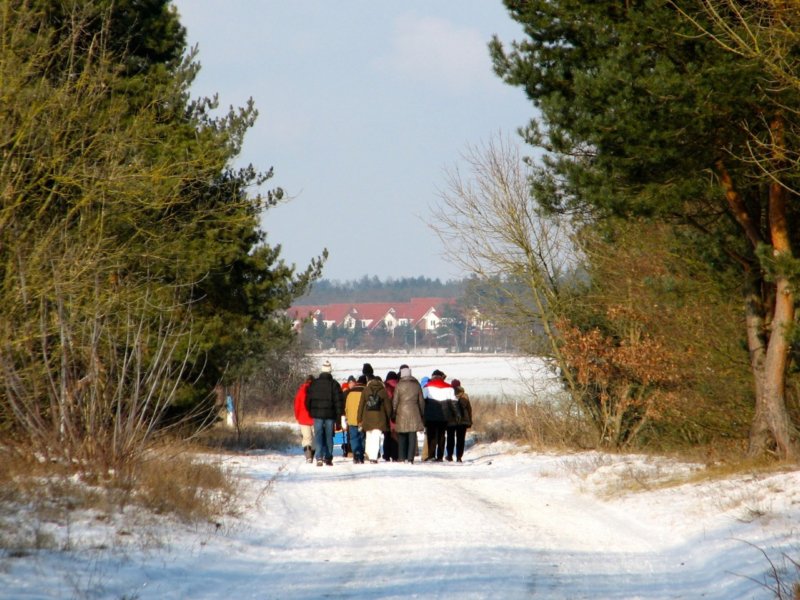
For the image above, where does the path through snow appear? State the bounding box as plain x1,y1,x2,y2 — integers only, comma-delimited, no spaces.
3,438,800,599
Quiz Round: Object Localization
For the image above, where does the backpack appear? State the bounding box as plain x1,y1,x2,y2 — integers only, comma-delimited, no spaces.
365,393,382,411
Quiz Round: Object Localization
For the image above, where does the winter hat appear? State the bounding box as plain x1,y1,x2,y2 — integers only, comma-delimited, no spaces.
399,363,409,371
321,360,332,373
400,367,411,378
431,369,446,379
347,375,356,383
362,363,374,377
386,371,399,382
357,375,367,385
451,378,461,388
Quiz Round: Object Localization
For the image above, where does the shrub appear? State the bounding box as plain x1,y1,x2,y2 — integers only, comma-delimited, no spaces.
0,438,238,541
471,397,597,450
133,450,237,522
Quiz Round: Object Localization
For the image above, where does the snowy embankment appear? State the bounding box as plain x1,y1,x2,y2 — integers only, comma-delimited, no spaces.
3,430,799,599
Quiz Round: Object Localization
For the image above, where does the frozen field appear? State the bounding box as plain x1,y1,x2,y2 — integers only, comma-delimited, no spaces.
310,352,562,401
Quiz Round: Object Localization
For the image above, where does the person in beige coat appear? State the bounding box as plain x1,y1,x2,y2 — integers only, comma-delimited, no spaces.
392,366,425,463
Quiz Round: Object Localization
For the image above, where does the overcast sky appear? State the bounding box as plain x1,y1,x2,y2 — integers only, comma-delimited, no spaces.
172,1,533,283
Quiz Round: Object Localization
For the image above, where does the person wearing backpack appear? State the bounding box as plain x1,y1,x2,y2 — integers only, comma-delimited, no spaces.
357,363,391,464
305,360,344,467
344,375,367,464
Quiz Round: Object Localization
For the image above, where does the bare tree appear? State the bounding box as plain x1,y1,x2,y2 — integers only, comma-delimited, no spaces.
431,136,696,448
432,136,577,360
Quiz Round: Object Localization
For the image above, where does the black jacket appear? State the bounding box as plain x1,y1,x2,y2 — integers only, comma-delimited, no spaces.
305,373,344,420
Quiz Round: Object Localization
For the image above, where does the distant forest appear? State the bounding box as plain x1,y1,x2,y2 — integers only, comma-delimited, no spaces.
296,276,466,304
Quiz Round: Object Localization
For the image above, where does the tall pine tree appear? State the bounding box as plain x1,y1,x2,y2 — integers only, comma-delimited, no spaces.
491,0,800,458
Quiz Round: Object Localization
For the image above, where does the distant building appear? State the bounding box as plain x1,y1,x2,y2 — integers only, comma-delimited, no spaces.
288,297,454,333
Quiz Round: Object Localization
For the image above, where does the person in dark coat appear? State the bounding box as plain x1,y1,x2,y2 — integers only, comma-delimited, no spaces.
392,366,425,463
305,360,344,466
448,378,473,462
423,369,457,462
444,380,462,462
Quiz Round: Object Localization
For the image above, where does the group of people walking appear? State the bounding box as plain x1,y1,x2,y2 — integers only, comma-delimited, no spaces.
293,361,473,467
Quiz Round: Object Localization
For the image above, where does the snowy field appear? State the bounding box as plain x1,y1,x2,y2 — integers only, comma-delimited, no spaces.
310,352,562,401
3,432,799,599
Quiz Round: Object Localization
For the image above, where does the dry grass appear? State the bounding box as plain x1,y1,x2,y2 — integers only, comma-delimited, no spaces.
0,438,240,555
133,448,238,522
0,416,294,552
193,420,297,453
471,397,597,450
0,446,101,554
677,455,793,483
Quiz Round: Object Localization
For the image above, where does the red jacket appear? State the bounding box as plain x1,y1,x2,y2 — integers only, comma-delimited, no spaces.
294,381,313,426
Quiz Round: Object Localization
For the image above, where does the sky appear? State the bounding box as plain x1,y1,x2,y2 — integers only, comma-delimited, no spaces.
171,1,534,283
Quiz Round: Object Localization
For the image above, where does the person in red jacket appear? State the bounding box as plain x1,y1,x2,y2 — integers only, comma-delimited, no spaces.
294,375,315,463
382,370,400,461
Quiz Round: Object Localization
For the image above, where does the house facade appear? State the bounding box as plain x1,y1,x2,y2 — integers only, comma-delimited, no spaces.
288,297,454,333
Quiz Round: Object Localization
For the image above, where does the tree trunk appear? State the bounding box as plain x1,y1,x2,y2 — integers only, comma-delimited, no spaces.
749,118,799,458
755,117,799,459
744,272,798,459
743,270,772,453
719,137,800,460
753,281,797,459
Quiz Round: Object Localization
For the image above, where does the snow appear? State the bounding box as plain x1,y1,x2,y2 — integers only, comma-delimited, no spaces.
3,354,798,598
311,352,562,400
3,432,799,599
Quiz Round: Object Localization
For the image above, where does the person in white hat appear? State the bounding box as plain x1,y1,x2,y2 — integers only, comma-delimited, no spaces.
305,360,344,466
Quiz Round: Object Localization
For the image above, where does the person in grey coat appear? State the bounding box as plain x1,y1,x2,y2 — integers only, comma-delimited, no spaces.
392,366,425,463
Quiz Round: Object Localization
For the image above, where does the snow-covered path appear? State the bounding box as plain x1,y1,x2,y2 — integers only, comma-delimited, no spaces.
4,440,799,599
185,443,797,600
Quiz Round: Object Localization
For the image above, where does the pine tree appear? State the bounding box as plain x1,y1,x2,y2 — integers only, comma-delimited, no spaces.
491,0,800,458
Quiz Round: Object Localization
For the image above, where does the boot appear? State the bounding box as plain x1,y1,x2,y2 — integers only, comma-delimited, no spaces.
303,446,313,463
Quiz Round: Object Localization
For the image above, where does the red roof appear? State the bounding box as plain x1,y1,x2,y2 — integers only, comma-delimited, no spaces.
316,303,356,325
395,297,454,324
352,303,397,329
288,303,355,326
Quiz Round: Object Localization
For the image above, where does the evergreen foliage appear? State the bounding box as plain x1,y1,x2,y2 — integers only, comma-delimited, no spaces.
297,276,463,304
491,0,800,458
0,1,322,468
